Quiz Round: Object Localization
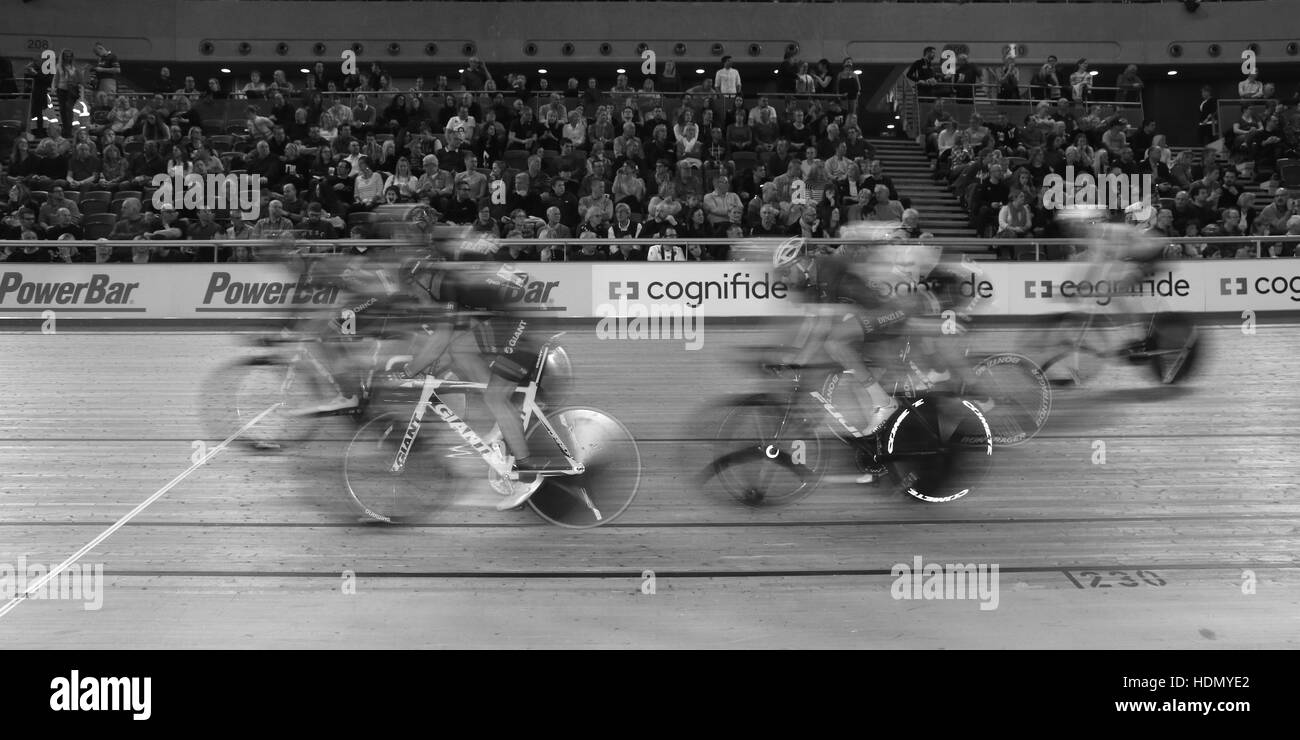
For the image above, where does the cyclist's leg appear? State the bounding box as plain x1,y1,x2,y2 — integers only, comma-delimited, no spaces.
441,322,532,464
823,311,897,432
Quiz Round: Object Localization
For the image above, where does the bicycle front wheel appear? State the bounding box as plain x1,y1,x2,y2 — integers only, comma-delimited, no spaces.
343,412,450,523
884,396,993,503
966,353,1052,446
525,407,642,528
202,356,328,450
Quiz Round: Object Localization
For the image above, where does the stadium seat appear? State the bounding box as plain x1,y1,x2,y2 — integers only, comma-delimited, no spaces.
730,151,758,175
210,135,235,153
30,190,48,204
112,190,143,202
82,213,117,239
82,190,112,202
80,199,109,216
1278,159,1300,189
63,191,81,204
503,150,530,171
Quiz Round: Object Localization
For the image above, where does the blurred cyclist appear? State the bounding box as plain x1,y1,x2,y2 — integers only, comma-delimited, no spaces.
773,223,927,439
400,228,555,511
1055,203,1167,350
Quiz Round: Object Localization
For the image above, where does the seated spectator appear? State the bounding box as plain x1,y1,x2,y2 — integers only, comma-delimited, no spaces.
788,204,829,238
863,184,905,223
568,232,608,261
38,186,82,228
579,179,615,227
108,198,151,243
641,202,679,239
703,175,742,236
44,207,83,240
997,190,1034,240
1256,188,1293,234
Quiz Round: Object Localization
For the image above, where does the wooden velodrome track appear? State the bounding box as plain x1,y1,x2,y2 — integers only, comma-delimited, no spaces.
0,317,1297,649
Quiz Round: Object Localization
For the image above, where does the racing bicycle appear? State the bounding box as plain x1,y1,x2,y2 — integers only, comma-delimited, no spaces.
342,332,642,528
705,336,998,507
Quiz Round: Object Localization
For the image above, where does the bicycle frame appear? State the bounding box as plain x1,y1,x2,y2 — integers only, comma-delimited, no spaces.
385,336,585,480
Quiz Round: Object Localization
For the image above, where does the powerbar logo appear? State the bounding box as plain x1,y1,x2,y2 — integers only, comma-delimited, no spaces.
202,272,339,305
608,272,788,308
1023,272,1190,306
1220,275,1300,302
0,272,138,305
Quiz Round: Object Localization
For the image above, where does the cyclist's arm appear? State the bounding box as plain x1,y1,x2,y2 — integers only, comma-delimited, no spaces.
405,319,455,377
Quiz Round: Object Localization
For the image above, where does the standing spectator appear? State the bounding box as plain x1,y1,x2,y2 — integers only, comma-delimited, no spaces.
1238,73,1264,100
906,47,940,96
461,58,492,91
836,58,862,103
1115,65,1144,104
52,49,86,138
1196,85,1219,145
951,54,980,105
91,43,121,95
997,57,1021,100
23,55,54,133
714,56,741,97
242,71,268,99
1029,56,1060,101
1068,60,1093,103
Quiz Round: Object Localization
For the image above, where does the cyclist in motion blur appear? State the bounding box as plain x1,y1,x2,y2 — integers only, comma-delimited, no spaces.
1054,203,1188,374
399,228,560,511
772,224,987,476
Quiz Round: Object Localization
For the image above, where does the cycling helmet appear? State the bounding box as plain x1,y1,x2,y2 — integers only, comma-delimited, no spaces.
772,236,807,269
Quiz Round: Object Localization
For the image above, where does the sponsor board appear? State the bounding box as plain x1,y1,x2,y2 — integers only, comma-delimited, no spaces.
592,264,800,317
1005,262,1202,315
1203,262,1300,312
2,262,1298,319
0,263,588,319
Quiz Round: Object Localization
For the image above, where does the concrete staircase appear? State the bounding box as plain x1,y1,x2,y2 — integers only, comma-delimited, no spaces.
866,137,976,239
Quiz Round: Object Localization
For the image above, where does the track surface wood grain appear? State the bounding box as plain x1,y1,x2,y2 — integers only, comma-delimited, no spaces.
0,321,1296,648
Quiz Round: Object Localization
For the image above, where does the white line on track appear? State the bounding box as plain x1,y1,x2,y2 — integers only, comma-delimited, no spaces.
0,403,283,620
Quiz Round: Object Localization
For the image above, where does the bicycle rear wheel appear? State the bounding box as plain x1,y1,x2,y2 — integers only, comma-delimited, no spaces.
884,396,993,503
966,353,1052,446
711,398,826,507
202,356,329,450
525,407,641,528
343,412,450,523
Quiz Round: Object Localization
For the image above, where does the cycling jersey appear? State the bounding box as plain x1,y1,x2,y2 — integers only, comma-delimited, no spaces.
408,262,537,383
800,254,920,338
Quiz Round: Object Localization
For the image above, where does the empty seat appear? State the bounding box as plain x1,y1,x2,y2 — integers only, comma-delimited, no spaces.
80,199,109,216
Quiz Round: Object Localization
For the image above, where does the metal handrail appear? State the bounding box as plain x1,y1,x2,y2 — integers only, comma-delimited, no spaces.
6,234,1297,262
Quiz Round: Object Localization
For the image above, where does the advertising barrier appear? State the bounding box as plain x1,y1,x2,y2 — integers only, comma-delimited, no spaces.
1,261,1297,320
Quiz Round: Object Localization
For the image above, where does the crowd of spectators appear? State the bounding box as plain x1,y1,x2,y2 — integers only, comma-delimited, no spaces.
1,49,931,263
915,51,1300,259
